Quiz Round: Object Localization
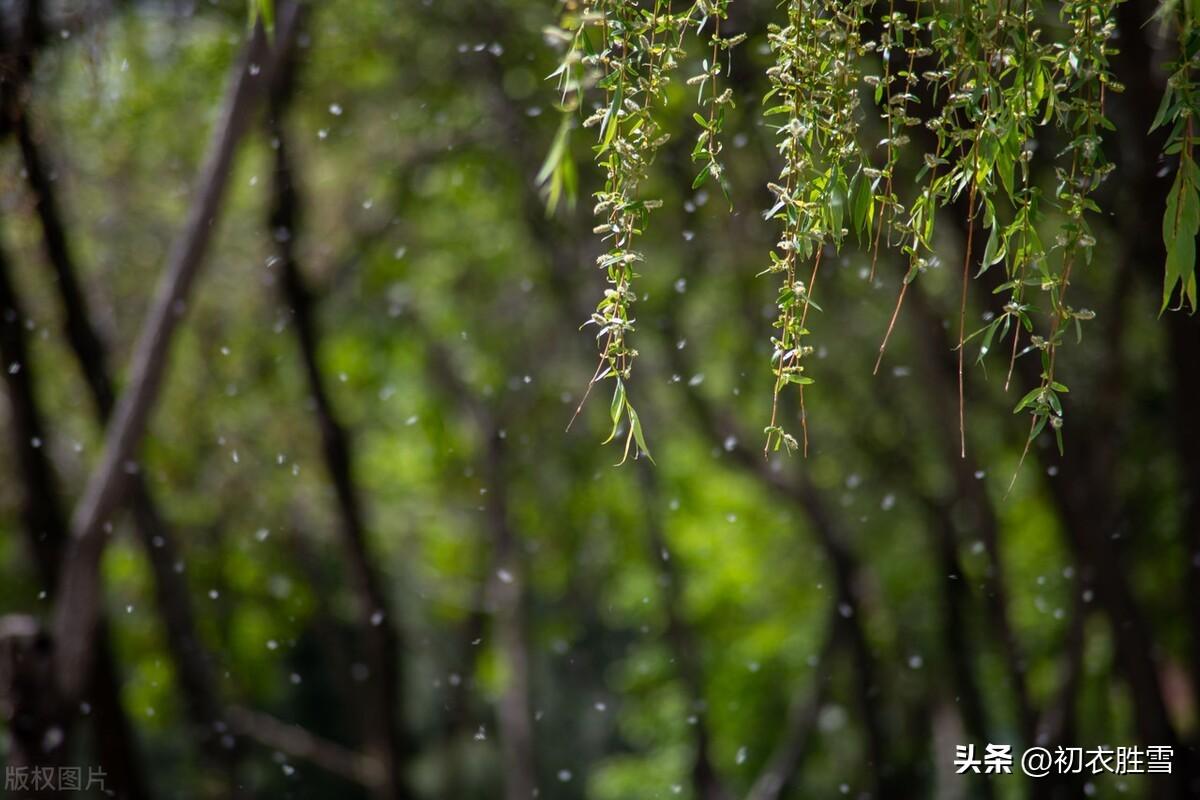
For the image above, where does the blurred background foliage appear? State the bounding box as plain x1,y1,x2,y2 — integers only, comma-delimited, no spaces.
0,1,1198,799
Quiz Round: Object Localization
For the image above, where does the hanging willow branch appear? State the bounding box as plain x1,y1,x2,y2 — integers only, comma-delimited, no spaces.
539,0,1189,468
1009,0,1118,475
762,0,870,456
689,0,741,199
550,1,710,462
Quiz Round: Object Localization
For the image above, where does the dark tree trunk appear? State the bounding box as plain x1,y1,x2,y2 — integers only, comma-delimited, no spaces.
0,231,148,800
13,35,240,785
0,615,65,800
639,462,731,800
267,42,408,799
51,5,301,704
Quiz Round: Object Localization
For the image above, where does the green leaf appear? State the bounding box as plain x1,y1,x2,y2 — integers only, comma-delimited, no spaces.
628,405,653,463
1150,85,1174,133
1028,413,1048,444
599,85,622,152
1162,159,1200,313
996,136,1017,199
603,379,625,445
978,224,1005,277
1014,386,1041,414
538,116,576,214
610,379,626,427
976,319,999,363
850,170,873,239
1164,227,1197,312
537,116,571,186
830,170,848,240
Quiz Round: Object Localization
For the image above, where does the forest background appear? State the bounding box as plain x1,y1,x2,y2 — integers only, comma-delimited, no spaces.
1,1,1198,799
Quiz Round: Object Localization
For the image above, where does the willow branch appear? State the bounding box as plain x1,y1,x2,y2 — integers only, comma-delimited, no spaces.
969,216,1182,760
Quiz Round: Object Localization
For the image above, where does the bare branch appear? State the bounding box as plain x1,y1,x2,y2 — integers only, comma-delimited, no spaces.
226,706,386,789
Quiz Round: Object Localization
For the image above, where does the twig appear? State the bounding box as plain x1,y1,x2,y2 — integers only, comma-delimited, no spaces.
226,706,386,789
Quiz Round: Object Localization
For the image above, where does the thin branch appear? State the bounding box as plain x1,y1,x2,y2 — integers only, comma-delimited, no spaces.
14,114,112,412
226,706,386,789
0,12,150,773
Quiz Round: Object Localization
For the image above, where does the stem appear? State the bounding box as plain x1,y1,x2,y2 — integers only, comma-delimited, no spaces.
959,176,978,459
869,0,899,281
797,247,824,457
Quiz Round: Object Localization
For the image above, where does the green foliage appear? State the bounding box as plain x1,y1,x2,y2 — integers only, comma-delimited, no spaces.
548,1,711,460
1,3,1197,799
760,0,870,456
538,115,579,215
687,1,741,201
541,0,1186,464
1155,0,1200,312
